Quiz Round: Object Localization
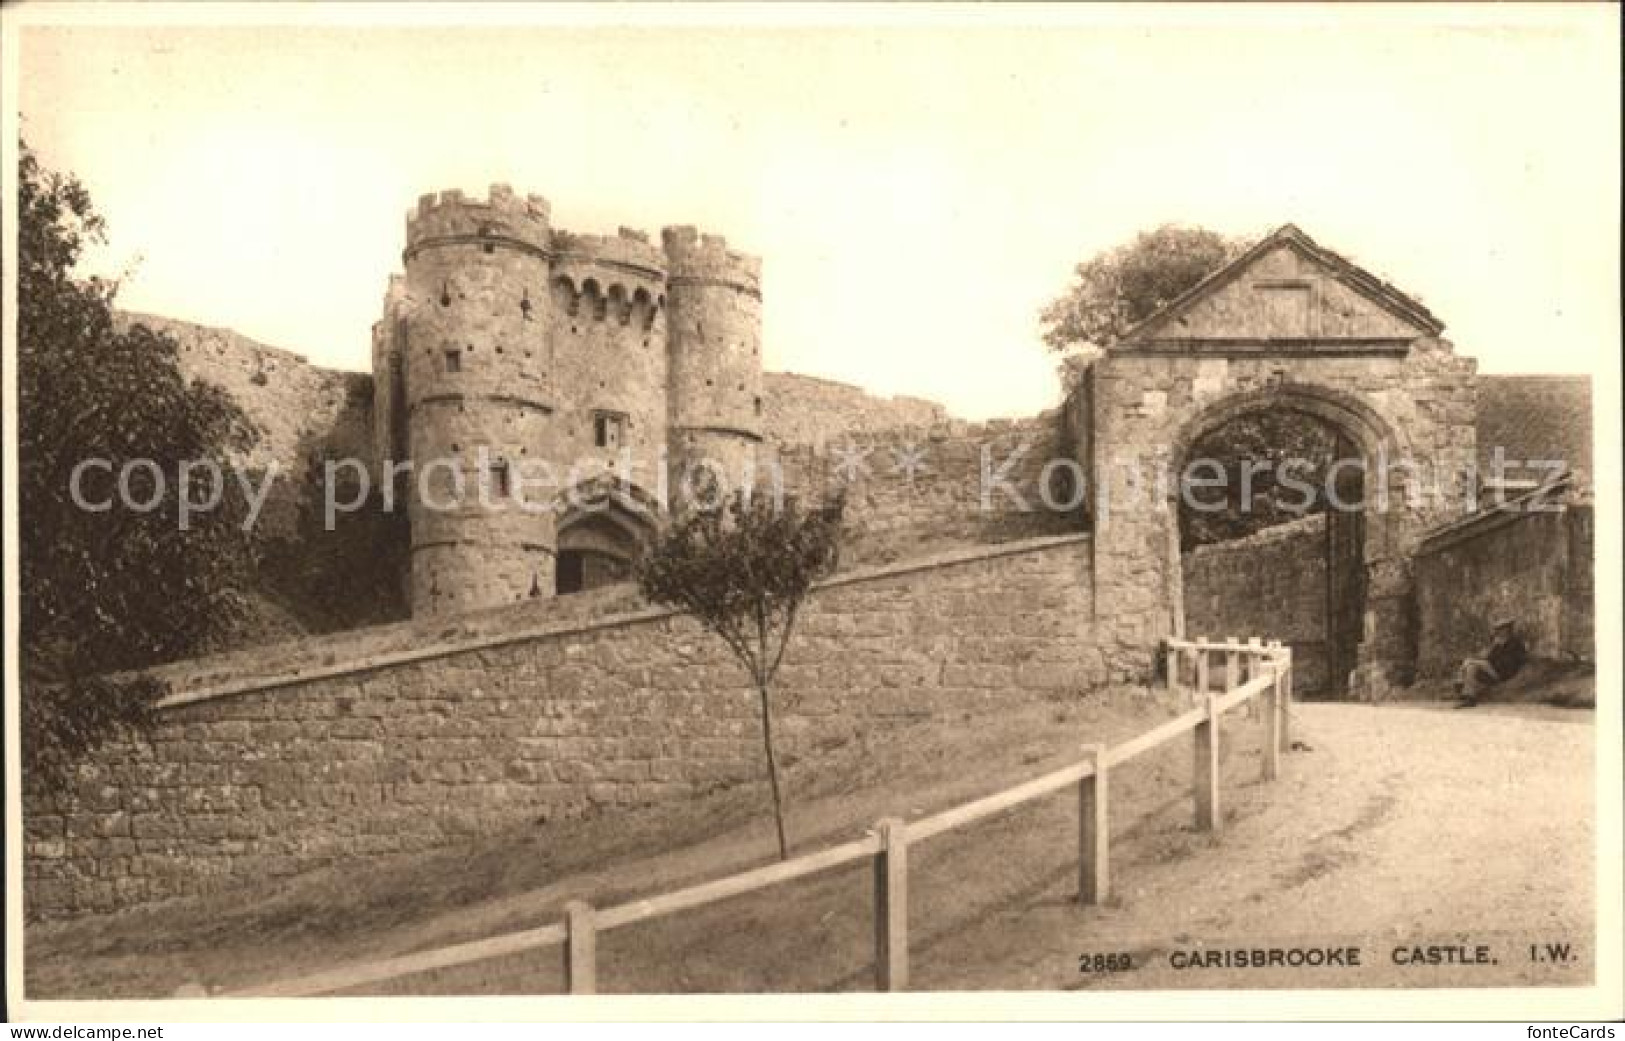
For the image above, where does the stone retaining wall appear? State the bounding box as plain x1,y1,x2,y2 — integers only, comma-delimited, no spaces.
1182,515,1330,693
1413,500,1593,679
24,535,1104,921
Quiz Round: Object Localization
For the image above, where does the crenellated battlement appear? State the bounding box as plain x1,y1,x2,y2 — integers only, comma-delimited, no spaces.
662,225,762,296
553,226,668,279
405,183,553,256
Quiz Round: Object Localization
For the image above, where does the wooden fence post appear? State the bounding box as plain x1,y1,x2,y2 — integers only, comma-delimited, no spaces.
1195,646,1210,698
1164,643,1177,695
564,900,597,995
1260,641,1281,758
1244,637,1263,718
1078,744,1109,905
874,817,909,991
1224,647,1239,693
1282,657,1293,752
1263,666,1282,782
1194,694,1221,832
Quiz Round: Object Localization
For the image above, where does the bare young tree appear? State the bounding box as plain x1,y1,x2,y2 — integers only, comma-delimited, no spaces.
636,488,845,860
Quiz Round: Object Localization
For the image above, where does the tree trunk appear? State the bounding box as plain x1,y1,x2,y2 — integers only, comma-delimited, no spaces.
755,682,790,860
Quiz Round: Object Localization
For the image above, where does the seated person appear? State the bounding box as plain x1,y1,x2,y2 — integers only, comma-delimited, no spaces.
1455,618,1527,707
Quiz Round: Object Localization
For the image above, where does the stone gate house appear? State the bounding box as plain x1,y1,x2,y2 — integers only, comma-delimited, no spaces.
1073,224,1485,696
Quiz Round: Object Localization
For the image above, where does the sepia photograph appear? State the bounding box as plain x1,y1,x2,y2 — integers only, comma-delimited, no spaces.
3,2,1620,1025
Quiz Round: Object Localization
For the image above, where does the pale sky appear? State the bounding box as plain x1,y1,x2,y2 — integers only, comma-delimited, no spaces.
15,6,1621,420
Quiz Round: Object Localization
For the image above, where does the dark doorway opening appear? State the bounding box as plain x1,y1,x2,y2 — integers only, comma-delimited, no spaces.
552,486,656,597
556,550,585,595
554,546,632,596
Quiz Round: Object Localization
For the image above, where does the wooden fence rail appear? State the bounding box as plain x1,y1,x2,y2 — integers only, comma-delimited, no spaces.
232,638,1292,999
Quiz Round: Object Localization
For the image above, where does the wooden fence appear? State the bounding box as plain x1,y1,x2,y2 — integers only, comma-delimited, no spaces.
1165,634,1296,750
231,637,1292,998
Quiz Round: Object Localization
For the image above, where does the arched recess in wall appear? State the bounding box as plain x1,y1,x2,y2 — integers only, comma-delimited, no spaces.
606,284,630,326
553,475,662,596
580,278,606,322
1166,381,1415,695
631,287,656,333
551,275,579,317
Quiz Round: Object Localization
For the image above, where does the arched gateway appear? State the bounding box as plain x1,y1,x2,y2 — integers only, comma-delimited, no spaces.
1076,225,1479,698
553,475,661,595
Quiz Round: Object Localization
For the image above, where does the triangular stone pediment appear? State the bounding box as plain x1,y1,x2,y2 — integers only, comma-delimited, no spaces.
1121,226,1442,349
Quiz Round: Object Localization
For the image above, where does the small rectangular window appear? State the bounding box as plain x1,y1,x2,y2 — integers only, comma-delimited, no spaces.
492,460,510,498
593,411,627,449
444,349,462,373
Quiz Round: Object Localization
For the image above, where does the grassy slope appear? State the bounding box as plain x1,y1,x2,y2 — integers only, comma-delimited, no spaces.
26,670,1594,997
27,684,1221,997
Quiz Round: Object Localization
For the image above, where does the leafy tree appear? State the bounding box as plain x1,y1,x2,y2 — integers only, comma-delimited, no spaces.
636,489,845,860
1178,410,1350,550
1040,225,1244,355
18,141,260,787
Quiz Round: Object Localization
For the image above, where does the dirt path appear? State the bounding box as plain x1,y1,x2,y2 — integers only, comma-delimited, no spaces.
919,700,1595,991
26,695,1595,996
334,700,1594,995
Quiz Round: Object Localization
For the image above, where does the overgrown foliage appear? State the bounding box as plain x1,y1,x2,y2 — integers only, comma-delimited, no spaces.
1179,411,1348,550
636,490,845,860
20,676,165,793
18,141,260,789
258,430,411,634
1040,225,1245,356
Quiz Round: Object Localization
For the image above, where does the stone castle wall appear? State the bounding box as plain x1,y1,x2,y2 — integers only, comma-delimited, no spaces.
761,373,949,448
120,307,1076,612
1181,514,1330,693
24,535,1105,921
119,311,374,541
776,411,1086,565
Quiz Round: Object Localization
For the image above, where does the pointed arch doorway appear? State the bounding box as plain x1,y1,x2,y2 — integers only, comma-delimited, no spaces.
553,478,660,596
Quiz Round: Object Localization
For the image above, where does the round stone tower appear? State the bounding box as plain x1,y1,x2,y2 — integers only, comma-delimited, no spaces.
397,185,559,616
661,226,766,502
